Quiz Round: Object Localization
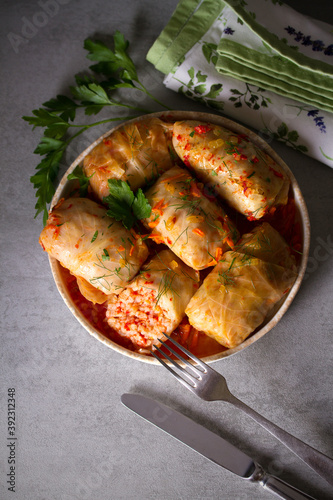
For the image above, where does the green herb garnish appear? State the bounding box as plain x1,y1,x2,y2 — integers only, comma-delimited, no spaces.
23,31,169,224
91,230,98,243
102,249,110,261
104,179,151,229
67,165,93,196
217,256,237,292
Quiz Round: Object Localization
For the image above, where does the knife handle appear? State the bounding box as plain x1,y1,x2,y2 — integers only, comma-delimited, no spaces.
258,470,317,500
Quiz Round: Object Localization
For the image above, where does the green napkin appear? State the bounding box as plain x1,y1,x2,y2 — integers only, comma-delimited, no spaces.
147,0,333,167
215,0,333,113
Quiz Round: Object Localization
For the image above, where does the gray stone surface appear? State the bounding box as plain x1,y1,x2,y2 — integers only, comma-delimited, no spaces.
0,1,332,499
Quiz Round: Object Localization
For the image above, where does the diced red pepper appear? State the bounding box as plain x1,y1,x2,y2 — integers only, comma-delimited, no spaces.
269,166,284,178
194,124,212,134
183,154,191,167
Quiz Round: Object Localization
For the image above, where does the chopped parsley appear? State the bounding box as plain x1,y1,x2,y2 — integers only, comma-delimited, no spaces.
104,179,151,229
91,230,98,243
102,248,110,261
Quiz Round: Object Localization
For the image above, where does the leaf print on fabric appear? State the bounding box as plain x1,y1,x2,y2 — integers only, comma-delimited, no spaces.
205,83,223,99
262,121,308,153
229,84,271,110
319,148,333,161
187,67,207,93
202,42,218,65
178,84,224,111
176,67,224,110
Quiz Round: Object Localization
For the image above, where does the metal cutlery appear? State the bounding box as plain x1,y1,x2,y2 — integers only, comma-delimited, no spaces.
152,334,333,487
122,393,317,500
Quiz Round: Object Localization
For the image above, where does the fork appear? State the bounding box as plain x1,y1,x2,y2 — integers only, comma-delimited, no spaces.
152,334,333,487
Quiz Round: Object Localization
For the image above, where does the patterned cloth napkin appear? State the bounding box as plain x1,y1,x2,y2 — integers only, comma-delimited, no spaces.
147,0,333,167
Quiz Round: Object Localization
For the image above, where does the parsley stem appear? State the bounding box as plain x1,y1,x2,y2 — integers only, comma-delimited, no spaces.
66,114,142,132
61,115,143,155
136,82,171,110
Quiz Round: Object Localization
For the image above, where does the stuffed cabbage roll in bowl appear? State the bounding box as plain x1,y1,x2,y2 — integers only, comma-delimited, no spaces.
39,197,149,302
106,249,199,351
173,120,290,220
186,223,298,349
42,111,309,363
142,165,239,270
83,117,175,202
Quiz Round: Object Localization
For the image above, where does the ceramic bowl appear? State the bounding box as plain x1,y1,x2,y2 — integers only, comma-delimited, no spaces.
48,111,310,364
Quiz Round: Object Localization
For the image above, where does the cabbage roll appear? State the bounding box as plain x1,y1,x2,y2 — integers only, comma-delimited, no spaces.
83,117,175,202
235,222,296,270
143,166,239,270
172,120,289,220
185,224,297,349
39,197,149,301
106,249,199,351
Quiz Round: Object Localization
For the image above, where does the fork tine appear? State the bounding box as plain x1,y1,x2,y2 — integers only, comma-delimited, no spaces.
155,340,202,379
160,333,208,371
151,350,197,391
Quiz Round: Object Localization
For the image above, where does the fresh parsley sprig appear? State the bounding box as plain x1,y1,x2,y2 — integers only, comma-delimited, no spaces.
67,165,93,196
104,179,152,230
23,31,169,224
83,32,167,109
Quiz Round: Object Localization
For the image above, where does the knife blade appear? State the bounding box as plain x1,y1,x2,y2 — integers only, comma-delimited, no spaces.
121,394,317,500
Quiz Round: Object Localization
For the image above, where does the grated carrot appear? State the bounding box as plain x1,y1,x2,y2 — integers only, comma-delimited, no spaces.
75,238,82,249
224,236,235,249
206,259,217,266
152,199,168,216
192,228,205,237
190,182,201,197
215,247,223,262
148,233,165,244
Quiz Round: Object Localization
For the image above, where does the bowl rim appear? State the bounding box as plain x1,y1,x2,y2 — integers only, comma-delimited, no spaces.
49,110,310,364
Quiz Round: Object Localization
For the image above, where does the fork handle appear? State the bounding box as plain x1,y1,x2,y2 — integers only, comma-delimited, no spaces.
228,395,333,487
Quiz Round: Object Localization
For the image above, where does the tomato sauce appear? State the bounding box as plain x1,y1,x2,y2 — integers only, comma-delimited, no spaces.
59,191,301,360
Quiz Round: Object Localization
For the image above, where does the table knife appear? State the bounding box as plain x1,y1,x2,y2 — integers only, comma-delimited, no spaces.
121,393,317,500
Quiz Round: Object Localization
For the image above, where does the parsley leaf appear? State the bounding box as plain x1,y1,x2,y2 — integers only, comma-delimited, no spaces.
132,188,152,220
42,95,78,122
102,248,110,261
91,230,98,243
84,32,138,82
34,137,65,155
23,31,168,224
104,179,151,229
70,83,112,106
67,165,93,196
30,148,65,223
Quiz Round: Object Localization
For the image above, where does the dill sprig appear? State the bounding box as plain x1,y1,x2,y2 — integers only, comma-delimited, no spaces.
217,256,237,292
140,264,180,307
141,252,197,307
23,31,169,225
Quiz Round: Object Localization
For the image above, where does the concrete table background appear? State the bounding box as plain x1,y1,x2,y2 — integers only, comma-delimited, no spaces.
0,0,332,499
